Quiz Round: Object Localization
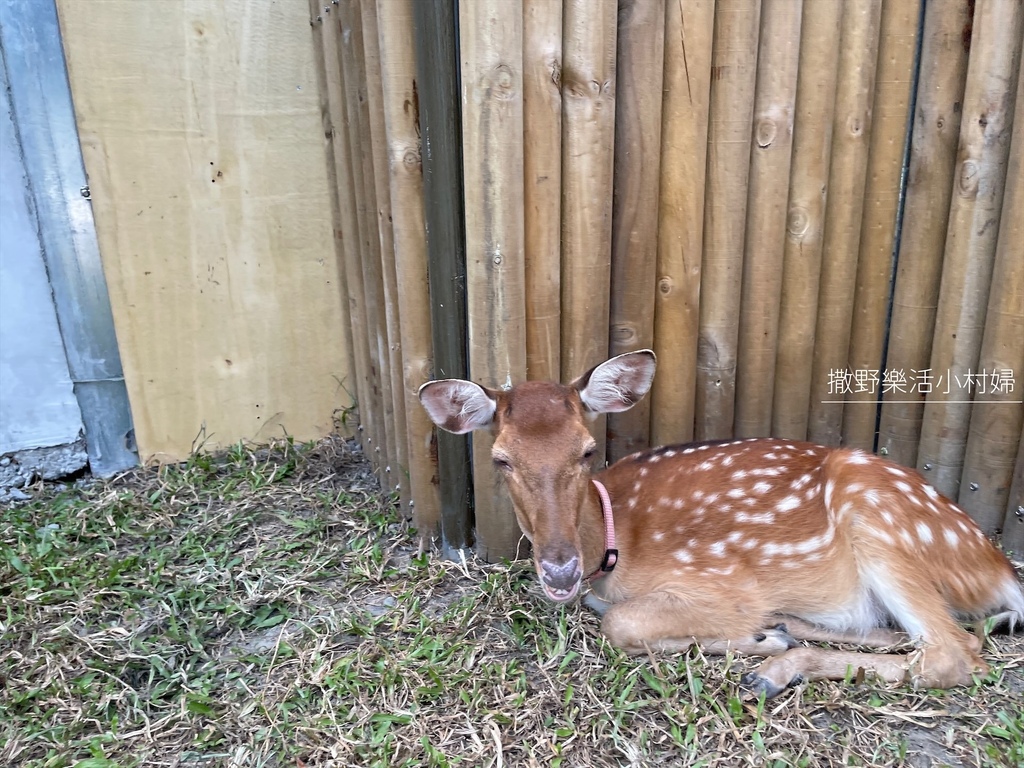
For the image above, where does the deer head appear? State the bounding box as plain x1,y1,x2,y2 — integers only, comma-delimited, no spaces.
418,350,657,602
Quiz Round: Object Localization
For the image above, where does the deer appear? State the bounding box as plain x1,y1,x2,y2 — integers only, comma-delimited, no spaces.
418,349,1024,698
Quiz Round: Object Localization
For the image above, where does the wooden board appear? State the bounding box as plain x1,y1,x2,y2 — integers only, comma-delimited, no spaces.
57,0,352,462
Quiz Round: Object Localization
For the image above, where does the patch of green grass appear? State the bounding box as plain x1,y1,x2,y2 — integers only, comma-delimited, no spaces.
3,436,1023,768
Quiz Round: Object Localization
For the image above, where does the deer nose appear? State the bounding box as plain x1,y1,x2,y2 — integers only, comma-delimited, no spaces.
540,556,581,593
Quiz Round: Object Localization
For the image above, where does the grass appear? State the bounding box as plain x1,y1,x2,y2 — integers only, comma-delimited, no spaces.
1,436,1022,767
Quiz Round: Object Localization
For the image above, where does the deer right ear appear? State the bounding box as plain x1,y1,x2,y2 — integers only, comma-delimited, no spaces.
418,379,498,434
572,349,657,413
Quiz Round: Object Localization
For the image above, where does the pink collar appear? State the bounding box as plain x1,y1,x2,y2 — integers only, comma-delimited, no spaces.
586,479,618,580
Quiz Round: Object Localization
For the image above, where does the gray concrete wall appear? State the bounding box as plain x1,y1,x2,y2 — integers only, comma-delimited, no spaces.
0,57,84,458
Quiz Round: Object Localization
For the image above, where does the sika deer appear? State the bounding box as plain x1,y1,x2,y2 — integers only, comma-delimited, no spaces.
418,350,1024,697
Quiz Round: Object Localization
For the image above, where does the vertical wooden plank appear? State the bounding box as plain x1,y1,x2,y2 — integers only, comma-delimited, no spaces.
958,64,1023,532
314,1,376,463
376,0,442,542
1004,423,1024,556
806,0,884,446
650,0,716,447
842,0,922,451
523,0,562,383
561,0,617,453
307,0,357,436
338,0,394,478
878,0,972,466
695,0,761,440
460,0,528,562
361,0,410,507
772,0,843,441
917,0,1023,497
607,0,664,462
413,0,473,553
733,0,802,438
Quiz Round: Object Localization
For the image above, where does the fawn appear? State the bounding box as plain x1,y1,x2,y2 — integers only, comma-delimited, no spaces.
418,349,1024,697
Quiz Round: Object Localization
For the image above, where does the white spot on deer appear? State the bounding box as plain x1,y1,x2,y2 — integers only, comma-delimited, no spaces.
846,452,871,465
722,455,734,467
671,498,686,510
727,530,745,543
804,485,819,501
626,497,638,510
885,465,908,478
705,492,720,504
804,552,823,562
778,560,803,569
682,447,696,455
674,549,693,564
898,528,915,548
639,467,649,477
763,541,795,557
862,489,881,507
753,481,773,495
848,483,864,494
727,488,746,500
776,495,801,513
824,480,835,508
706,565,736,576
764,452,779,460
956,520,970,535
736,511,775,524
741,538,759,549
881,510,894,525
923,484,939,501
743,497,758,507
792,525,835,554
691,506,707,518
926,502,941,516
632,481,642,493
647,454,663,463
865,526,895,545
697,460,715,471
792,473,813,490
731,470,749,481
664,450,678,458
916,522,934,544
652,531,665,542
751,467,784,477
708,541,727,557
894,480,914,495
943,528,960,548
692,489,705,501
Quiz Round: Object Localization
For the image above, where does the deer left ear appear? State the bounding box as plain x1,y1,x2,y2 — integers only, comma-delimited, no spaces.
418,379,498,434
572,349,657,414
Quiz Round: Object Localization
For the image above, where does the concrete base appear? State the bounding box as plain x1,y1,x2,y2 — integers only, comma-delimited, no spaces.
0,439,88,500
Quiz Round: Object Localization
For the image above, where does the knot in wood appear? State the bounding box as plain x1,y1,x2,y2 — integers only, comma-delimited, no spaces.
611,324,637,344
787,206,810,237
846,113,865,137
958,160,979,197
402,149,420,169
486,64,516,99
658,276,674,296
755,118,777,148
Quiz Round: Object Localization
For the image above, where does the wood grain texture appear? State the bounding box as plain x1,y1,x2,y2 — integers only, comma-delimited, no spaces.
650,0,716,447
878,0,973,466
375,0,442,541
772,0,843,441
607,0,665,462
1004,421,1024,556
523,0,562,383
958,63,1023,532
560,0,617,454
917,0,1024,498
734,0,802,438
460,0,528,562
806,0,883,446
696,0,761,440
842,0,921,451
58,0,352,461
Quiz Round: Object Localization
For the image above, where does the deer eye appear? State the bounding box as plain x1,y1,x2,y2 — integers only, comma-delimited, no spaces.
493,456,513,472
581,446,597,464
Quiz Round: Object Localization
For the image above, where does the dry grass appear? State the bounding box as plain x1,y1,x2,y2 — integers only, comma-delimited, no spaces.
1,436,1022,768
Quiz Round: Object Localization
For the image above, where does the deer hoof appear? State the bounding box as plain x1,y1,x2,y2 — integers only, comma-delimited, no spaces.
741,671,804,700
752,626,800,654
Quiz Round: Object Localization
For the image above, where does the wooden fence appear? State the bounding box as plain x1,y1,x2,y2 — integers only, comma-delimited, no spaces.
308,0,1024,559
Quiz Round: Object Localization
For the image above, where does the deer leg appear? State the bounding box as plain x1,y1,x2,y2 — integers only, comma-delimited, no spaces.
771,616,908,648
741,647,912,699
600,590,793,656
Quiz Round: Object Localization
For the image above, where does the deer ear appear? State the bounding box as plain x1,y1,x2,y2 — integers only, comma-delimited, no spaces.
573,349,657,413
418,379,498,434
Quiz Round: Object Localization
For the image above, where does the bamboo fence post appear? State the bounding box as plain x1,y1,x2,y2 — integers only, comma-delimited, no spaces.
311,1,376,466
878,0,972,466
650,0,716,447
1004,423,1024,556
842,0,922,451
958,64,1023,532
917,0,1023,498
806,0,884,446
561,0,617,456
375,0,442,542
360,0,409,505
523,0,562,383
734,0,802,438
695,0,761,441
413,0,473,553
607,0,664,462
772,0,843,441
338,0,395,480
307,0,357,439
459,0,528,562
